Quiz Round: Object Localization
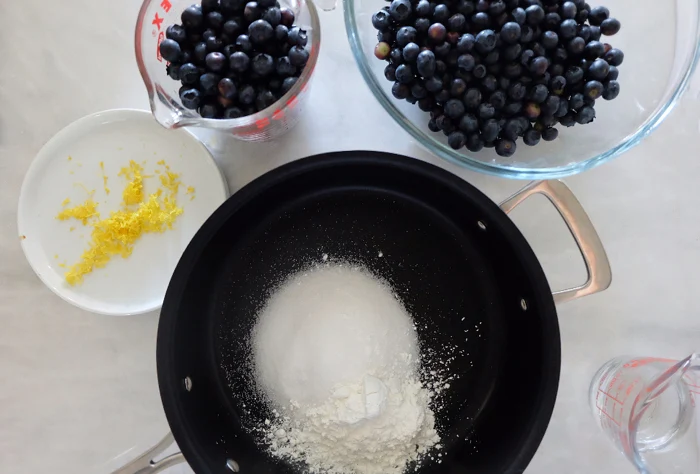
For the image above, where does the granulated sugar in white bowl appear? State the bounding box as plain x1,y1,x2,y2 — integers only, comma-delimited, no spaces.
251,263,443,474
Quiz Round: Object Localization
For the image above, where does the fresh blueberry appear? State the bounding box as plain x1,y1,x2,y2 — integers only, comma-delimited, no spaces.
248,19,274,43
199,73,221,95
560,1,576,19
489,90,507,109
435,89,451,103
541,31,558,49
589,25,602,41
243,2,262,22
512,7,526,25
389,0,412,21
459,113,479,133
529,84,548,103
280,7,295,26
445,99,466,118
530,56,549,76
503,43,522,61
448,13,466,32
550,75,566,95
276,56,296,76
160,39,182,62
500,22,521,43
192,42,208,64
584,80,603,100
402,42,421,62
166,25,188,44
501,119,522,140
481,118,500,141
434,41,452,56
447,131,467,149
567,37,585,55
395,64,414,84
288,46,309,67
201,0,221,13
275,24,289,42
457,53,475,71
478,102,495,119
411,83,428,98
390,47,404,64
495,139,516,157
236,34,253,52
372,10,391,30
433,4,450,22
555,99,569,117
223,107,244,119
392,82,411,99
541,95,560,115
522,128,541,146
588,6,609,26
565,65,584,84
207,11,225,30
428,118,440,132
587,58,609,80
525,5,545,25
396,26,418,46
475,29,496,52
182,5,204,30
199,102,220,118
508,81,526,101
384,64,397,81
607,66,619,81
237,84,255,104
251,53,274,75
263,7,282,26
482,74,498,92
559,18,578,39
584,40,605,59
179,63,200,84
472,63,486,79
466,133,484,152
415,17,431,33
256,89,277,110
205,52,226,71
180,88,201,109
425,76,443,92
428,23,447,42
463,87,481,108
416,50,436,77
229,51,250,72
524,102,541,120
602,80,620,100
220,0,244,14
281,76,298,94
416,0,431,16
217,77,237,99
167,63,181,80
544,12,561,30
288,27,308,47
603,48,624,66
569,93,585,110
575,105,595,124
223,20,242,37
472,12,490,29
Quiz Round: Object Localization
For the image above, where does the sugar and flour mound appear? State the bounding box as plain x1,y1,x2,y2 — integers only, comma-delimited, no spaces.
252,263,440,474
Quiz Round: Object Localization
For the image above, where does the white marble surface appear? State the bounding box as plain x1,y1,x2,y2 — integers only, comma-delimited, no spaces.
1,1,700,473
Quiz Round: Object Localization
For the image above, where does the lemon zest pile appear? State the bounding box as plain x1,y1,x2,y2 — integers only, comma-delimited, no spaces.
56,160,190,286
56,199,100,225
99,161,110,195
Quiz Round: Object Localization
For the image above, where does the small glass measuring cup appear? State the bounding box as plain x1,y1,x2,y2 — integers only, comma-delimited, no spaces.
135,0,320,141
589,354,700,474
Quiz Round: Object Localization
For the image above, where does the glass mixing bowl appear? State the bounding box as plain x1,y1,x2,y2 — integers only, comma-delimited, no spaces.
136,0,320,141
345,0,700,178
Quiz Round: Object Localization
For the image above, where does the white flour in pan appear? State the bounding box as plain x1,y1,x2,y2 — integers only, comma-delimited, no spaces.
252,263,440,474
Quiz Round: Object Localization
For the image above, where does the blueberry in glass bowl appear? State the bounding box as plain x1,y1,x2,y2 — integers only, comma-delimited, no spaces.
346,0,700,179
136,0,320,142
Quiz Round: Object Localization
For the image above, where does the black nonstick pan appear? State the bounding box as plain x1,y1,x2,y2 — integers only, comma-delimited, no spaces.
115,151,611,474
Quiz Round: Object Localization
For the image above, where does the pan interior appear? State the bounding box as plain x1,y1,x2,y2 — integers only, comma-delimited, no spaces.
160,153,559,474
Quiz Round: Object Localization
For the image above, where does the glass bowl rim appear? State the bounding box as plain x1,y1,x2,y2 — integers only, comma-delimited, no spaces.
343,0,700,179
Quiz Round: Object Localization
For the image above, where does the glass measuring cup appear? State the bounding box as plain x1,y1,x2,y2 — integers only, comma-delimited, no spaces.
589,354,700,473
135,0,320,141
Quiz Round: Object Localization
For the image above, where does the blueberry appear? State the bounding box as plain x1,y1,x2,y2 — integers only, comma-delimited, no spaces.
289,46,309,67
465,133,483,152
525,5,545,25
584,80,603,100
251,53,274,75
512,7,526,25
166,25,188,44
540,127,558,141
447,131,467,149
541,95,560,115
191,42,207,64
495,139,516,157
530,84,548,103
199,102,221,118
390,48,404,64
490,90,507,109
428,23,447,43
207,11,225,30
199,73,221,95
435,89,451,103
223,107,244,119
396,26,418,46
549,75,566,95
402,42,421,62
448,13,466,32
217,77,237,99
576,8,589,24
559,114,576,128
456,53,475,72
419,97,435,111
372,10,391,30
523,128,541,146
220,0,244,14
416,50,437,77
384,64,397,81
504,100,522,116
238,84,256,104
206,52,228,72
263,7,282,26
281,76,298,94
179,88,201,109
167,63,181,80
589,25,602,41
560,1,576,19
288,27,308,47
568,93,585,110
459,113,479,133
280,7,295,26
503,43,522,62
414,17,431,33
567,37,584,55
575,105,595,124
472,12,490,29
256,89,277,110
463,87,481,108
555,99,569,117
395,64,414,84
603,80,620,100
520,49,534,67
473,63,487,79
179,63,200,84
603,48,624,66
541,31,558,49
243,2,262,22
508,81,526,101
520,24,535,43
584,40,605,59
160,39,182,62
478,102,495,119
482,75,497,92
416,0,431,16
445,99,466,118
182,5,204,30
544,12,561,30
475,29,496,52
587,58,609,80
524,102,541,120
247,19,273,43
530,56,549,76
607,65,619,81
501,118,521,140
588,6,609,26
479,118,498,141
228,52,249,73
389,0,412,21
532,42,546,57
223,20,242,37
375,42,391,60
436,115,454,132
428,118,440,132
425,76,443,92
578,25,592,42
565,65,584,84
201,0,221,13
236,34,253,53
411,83,428,98
433,4,450,22
274,56,295,76
559,19,578,39
273,24,289,42
258,0,276,8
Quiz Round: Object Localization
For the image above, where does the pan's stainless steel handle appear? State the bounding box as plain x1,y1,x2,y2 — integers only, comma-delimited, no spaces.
499,180,612,304
111,433,185,474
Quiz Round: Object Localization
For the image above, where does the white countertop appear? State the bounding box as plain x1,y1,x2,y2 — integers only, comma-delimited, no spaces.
1,1,699,473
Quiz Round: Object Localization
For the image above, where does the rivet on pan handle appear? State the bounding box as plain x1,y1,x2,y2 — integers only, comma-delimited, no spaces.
499,180,612,304
111,433,185,474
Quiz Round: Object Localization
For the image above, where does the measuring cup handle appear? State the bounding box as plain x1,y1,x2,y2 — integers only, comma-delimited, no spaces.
111,433,185,474
499,180,612,304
